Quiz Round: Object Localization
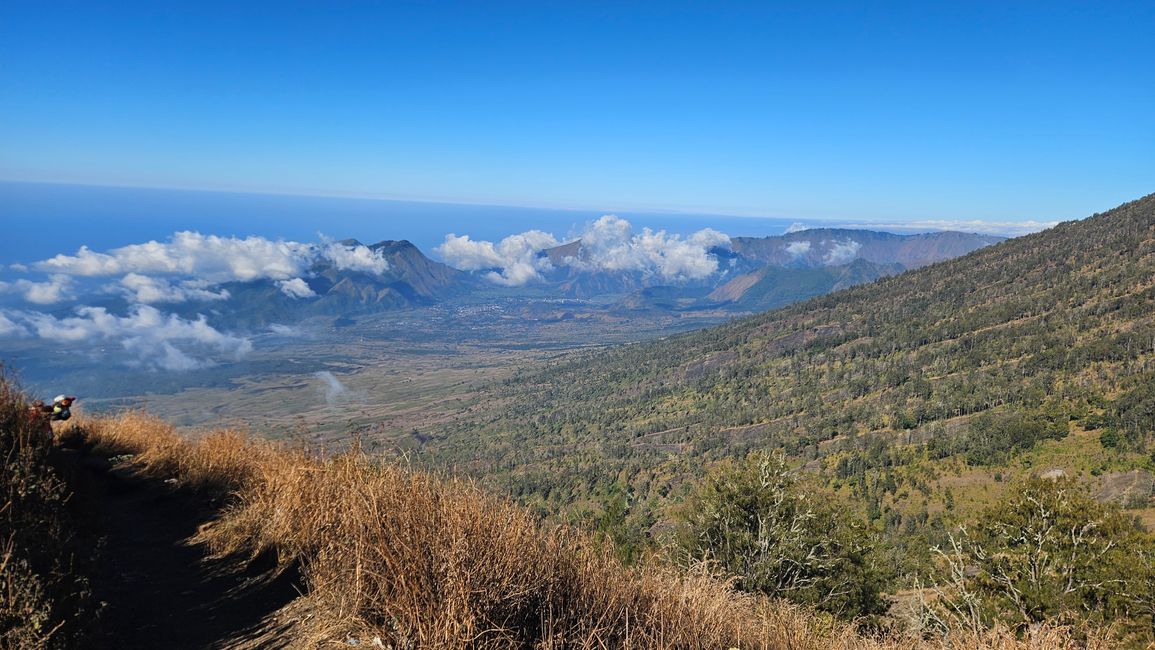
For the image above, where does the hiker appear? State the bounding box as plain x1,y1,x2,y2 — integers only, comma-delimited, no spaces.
27,399,55,437
51,395,76,421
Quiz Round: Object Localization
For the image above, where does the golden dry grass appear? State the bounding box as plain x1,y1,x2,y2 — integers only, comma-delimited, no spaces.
77,413,1111,649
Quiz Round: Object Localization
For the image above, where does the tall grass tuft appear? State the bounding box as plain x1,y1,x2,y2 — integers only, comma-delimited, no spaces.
80,413,1112,649
0,372,90,648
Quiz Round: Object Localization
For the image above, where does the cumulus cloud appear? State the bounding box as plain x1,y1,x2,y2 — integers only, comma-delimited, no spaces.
785,241,812,257
119,274,230,304
438,216,733,286
436,234,505,270
36,232,309,281
276,278,317,299
0,275,74,304
318,237,391,274
0,312,26,337
784,222,809,234
23,231,390,306
573,216,730,281
823,240,863,265
0,305,251,371
436,230,560,286
36,231,386,281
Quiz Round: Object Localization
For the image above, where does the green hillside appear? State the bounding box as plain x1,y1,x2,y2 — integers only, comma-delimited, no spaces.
422,193,1155,572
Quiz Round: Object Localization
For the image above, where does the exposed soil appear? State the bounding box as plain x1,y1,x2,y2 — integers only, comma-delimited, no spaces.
54,446,302,649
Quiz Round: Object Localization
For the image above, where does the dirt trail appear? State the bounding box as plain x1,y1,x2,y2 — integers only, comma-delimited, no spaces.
57,448,301,649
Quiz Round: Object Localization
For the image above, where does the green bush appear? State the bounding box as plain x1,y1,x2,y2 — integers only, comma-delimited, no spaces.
962,411,1067,466
930,476,1155,640
677,450,886,619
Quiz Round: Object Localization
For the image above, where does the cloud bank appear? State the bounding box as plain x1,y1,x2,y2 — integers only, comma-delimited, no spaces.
34,231,388,293
436,216,732,286
1,305,252,371
118,274,230,304
0,275,74,304
436,230,560,286
0,231,388,370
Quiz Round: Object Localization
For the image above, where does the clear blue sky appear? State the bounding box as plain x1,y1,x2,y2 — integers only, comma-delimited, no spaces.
1,1,1152,224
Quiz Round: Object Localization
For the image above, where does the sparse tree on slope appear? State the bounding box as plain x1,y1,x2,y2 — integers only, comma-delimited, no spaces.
678,450,886,619
931,476,1152,638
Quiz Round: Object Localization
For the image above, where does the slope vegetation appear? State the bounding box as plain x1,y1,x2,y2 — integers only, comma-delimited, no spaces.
47,412,1101,649
424,193,1155,569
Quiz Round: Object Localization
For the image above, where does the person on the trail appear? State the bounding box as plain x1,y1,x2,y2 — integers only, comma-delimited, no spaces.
28,399,55,437
51,395,76,421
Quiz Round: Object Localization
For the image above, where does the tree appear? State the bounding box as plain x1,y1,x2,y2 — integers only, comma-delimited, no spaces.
930,476,1147,634
677,451,885,618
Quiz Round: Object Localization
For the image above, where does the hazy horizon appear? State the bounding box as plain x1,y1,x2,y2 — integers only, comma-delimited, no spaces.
0,180,1059,269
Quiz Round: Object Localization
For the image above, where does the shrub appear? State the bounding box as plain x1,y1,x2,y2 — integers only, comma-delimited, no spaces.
929,476,1155,641
677,450,887,619
77,412,1113,649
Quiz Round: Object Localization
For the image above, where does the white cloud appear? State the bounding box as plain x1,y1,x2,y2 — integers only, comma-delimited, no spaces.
439,216,733,286
0,275,74,305
435,234,506,270
434,234,503,270
36,232,313,281
35,231,387,283
784,222,809,234
568,216,729,281
26,231,387,306
8,264,28,272
436,230,559,286
119,274,230,304
689,228,731,249
318,238,390,274
0,312,26,337
0,305,252,371
785,241,812,257
268,324,302,336
823,240,862,265
277,278,317,299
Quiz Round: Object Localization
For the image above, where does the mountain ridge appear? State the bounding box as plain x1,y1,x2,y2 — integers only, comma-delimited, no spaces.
151,228,1005,325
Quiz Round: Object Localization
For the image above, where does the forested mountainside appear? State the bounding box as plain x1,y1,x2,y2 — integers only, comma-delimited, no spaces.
423,193,1155,570
704,258,905,309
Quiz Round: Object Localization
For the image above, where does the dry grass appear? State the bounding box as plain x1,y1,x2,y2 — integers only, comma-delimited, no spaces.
79,412,1112,649
0,374,91,648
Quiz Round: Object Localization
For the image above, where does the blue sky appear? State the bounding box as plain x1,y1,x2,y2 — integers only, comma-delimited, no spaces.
1,1,1152,225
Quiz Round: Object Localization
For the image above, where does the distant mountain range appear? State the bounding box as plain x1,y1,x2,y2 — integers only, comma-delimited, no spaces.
729,228,1003,268
169,239,474,327
177,229,1001,327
